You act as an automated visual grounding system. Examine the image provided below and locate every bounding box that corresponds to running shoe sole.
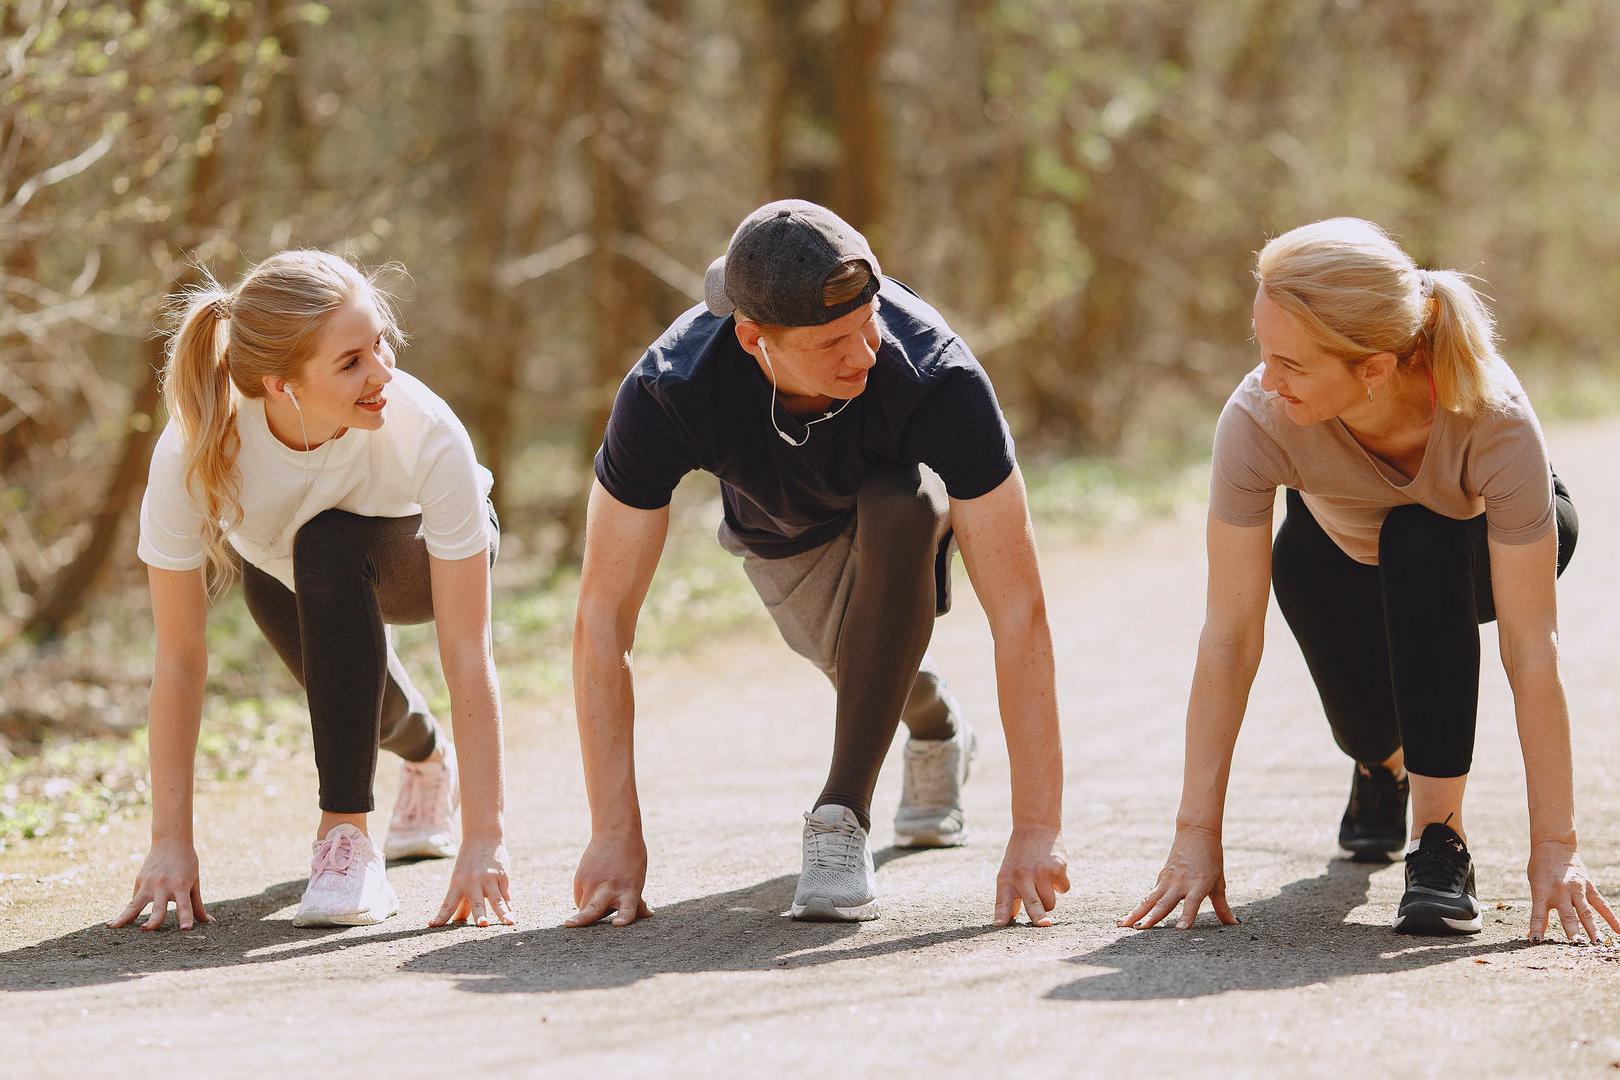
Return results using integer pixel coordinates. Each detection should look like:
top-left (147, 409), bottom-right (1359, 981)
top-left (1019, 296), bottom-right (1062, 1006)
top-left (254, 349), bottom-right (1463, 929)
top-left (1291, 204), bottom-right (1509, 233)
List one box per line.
top-left (292, 888), bottom-right (400, 928)
top-left (1393, 904), bottom-right (1482, 935)
top-left (790, 896), bottom-right (880, 922)
top-left (1338, 836), bottom-right (1403, 861)
top-left (383, 836), bottom-right (458, 861)
top-left (893, 826), bottom-right (970, 849)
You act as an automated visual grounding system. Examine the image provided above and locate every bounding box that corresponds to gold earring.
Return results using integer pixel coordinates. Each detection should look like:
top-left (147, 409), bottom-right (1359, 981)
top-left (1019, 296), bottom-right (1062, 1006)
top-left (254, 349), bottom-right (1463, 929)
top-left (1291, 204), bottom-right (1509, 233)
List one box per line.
top-left (1366, 384), bottom-right (1374, 402)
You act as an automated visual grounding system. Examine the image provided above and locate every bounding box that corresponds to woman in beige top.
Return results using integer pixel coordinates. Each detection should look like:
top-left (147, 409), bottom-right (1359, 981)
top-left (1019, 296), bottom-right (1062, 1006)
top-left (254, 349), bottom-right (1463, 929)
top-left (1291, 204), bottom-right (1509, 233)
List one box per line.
top-left (1121, 218), bottom-right (1615, 942)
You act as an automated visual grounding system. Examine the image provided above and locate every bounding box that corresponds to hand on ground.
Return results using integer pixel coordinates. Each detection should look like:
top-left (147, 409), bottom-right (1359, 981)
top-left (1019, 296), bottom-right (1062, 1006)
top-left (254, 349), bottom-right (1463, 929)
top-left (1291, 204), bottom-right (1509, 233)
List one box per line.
top-left (993, 824), bottom-right (1071, 927)
top-left (430, 836), bottom-right (515, 927)
top-left (1120, 823), bottom-right (1238, 931)
top-left (1527, 841), bottom-right (1619, 945)
top-left (108, 839), bottom-right (212, 931)
top-left (566, 830), bottom-right (654, 928)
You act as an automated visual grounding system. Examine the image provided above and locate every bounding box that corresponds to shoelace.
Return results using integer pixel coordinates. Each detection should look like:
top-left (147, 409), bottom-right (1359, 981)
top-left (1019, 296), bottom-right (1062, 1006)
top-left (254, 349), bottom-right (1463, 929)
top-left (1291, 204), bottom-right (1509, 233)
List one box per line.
top-left (1408, 833), bottom-right (1469, 893)
top-left (804, 816), bottom-right (863, 872)
top-left (394, 761), bottom-right (446, 830)
top-left (310, 832), bottom-right (359, 879)
top-left (903, 740), bottom-right (958, 809)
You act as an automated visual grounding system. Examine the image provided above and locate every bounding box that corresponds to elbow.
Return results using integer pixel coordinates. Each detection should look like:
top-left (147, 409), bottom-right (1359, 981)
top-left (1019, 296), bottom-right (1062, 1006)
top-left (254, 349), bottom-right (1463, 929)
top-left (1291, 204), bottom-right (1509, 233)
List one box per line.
top-left (1500, 630), bottom-right (1560, 687)
top-left (440, 639), bottom-right (494, 686)
top-left (574, 601), bottom-right (635, 662)
top-left (1198, 622), bottom-right (1264, 673)
top-left (153, 648), bottom-right (208, 688)
top-left (988, 592), bottom-right (1051, 646)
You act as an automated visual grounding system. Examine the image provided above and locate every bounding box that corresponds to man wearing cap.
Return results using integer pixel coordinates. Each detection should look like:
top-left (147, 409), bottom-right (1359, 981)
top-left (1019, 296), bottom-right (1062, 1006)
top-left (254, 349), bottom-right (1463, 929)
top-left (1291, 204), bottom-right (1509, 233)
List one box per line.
top-left (566, 200), bottom-right (1069, 926)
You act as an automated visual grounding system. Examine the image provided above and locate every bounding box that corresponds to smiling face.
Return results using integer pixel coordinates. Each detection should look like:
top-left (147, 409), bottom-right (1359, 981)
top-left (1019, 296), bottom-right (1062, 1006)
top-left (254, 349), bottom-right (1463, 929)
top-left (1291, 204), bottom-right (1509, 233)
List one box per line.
top-left (288, 293), bottom-right (396, 433)
top-left (1252, 287), bottom-right (1377, 425)
top-left (739, 298), bottom-right (881, 402)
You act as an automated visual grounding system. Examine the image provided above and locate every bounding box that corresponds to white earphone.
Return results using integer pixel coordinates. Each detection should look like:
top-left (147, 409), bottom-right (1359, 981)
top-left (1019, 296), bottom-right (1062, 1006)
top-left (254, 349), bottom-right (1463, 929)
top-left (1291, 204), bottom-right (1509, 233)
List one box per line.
top-left (758, 339), bottom-right (850, 448)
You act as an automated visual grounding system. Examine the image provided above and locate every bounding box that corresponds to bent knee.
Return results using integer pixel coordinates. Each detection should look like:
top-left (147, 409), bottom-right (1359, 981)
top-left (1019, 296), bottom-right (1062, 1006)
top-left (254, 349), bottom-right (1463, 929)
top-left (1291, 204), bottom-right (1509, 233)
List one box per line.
top-left (857, 468), bottom-right (946, 549)
top-left (292, 509), bottom-right (372, 584)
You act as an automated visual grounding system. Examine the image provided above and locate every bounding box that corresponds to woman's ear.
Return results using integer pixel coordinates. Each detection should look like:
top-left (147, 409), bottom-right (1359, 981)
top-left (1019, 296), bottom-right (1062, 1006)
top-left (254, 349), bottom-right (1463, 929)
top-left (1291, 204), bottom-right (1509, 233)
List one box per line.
top-left (1362, 351), bottom-right (1399, 392)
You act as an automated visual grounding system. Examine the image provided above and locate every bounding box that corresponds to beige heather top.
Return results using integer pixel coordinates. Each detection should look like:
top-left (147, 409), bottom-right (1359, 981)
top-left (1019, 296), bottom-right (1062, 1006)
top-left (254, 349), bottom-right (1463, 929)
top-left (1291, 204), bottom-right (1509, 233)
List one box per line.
top-left (1209, 365), bottom-right (1555, 564)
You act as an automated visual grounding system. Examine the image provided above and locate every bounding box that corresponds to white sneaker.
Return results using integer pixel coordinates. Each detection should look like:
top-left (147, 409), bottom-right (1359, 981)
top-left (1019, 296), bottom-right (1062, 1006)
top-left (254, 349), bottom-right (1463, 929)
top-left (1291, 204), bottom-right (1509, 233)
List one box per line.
top-left (384, 740), bottom-right (460, 860)
top-left (790, 804), bottom-right (879, 922)
top-left (292, 823), bottom-right (399, 927)
top-left (893, 721), bottom-right (976, 848)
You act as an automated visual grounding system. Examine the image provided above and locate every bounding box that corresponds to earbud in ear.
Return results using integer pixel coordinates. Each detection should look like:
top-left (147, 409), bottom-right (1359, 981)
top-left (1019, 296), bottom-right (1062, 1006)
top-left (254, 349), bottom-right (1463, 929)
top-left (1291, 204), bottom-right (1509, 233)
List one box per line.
top-left (286, 386), bottom-right (299, 406)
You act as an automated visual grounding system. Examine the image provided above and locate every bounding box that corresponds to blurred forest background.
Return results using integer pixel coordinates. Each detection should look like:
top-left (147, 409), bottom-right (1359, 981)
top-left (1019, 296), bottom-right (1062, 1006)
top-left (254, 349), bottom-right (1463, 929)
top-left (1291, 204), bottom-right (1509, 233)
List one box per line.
top-left (3, 0), bottom-right (1620, 796)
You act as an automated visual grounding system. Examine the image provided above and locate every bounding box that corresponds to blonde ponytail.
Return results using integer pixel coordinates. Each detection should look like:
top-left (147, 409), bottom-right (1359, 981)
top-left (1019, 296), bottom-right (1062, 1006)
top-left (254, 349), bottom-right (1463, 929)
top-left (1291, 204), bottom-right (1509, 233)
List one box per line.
top-left (1256, 218), bottom-right (1514, 416)
top-left (1423, 269), bottom-right (1513, 415)
top-left (162, 281), bottom-right (243, 598)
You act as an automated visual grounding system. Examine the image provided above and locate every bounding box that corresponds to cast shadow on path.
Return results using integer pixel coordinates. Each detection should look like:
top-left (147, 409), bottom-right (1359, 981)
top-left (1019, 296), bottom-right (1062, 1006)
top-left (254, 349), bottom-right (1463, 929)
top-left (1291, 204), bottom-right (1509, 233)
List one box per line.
top-left (1051, 856), bottom-right (1534, 1002)
top-left (398, 845), bottom-right (1000, 995)
top-left (0, 876), bottom-right (444, 993)
top-left (0, 848), bottom-right (992, 995)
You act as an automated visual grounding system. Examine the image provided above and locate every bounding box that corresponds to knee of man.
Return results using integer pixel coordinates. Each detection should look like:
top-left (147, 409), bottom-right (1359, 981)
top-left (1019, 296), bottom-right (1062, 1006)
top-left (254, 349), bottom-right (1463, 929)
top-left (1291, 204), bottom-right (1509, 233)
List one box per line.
top-left (1378, 503), bottom-right (1464, 568)
top-left (859, 470), bottom-right (946, 551)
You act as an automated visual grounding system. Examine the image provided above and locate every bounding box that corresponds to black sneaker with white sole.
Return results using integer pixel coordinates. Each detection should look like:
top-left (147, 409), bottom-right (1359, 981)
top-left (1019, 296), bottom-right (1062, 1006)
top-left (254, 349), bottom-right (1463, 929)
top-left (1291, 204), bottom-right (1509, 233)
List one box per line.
top-left (1394, 821), bottom-right (1482, 935)
top-left (1338, 763), bottom-right (1409, 860)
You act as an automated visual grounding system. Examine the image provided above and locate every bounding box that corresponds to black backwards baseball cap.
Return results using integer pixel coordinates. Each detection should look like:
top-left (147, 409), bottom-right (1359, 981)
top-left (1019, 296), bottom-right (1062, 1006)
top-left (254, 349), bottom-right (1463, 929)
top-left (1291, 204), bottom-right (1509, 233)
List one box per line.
top-left (704, 199), bottom-right (883, 327)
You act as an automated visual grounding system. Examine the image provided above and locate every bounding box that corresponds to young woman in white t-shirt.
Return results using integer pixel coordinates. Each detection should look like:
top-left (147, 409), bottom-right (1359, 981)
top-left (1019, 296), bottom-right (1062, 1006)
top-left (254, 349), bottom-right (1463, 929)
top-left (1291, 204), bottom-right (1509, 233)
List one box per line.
top-left (110, 250), bottom-right (514, 930)
top-left (1121, 219), bottom-right (1615, 943)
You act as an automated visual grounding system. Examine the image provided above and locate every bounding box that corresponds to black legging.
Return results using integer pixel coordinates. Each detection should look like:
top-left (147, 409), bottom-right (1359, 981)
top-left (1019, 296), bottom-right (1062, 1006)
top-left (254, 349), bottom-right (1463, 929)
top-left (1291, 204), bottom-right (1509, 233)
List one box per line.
top-left (1270, 478), bottom-right (1576, 778)
top-left (240, 506), bottom-right (498, 813)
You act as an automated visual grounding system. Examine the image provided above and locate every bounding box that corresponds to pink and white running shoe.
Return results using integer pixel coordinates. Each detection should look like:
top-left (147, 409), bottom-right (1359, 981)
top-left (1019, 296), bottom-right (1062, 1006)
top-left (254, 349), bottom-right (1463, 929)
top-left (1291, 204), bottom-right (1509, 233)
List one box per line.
top-left (384, 740), bottom-right (461, 861)
top-left (292, 823), bottom-right (399, 927)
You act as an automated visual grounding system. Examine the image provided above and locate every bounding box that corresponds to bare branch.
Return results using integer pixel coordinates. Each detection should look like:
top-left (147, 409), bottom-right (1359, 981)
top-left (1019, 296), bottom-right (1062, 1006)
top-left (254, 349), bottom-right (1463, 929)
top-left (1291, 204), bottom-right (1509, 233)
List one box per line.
top-left (611, 233), bottom-right (703, 302)
top-left (498, 233), bottom-right (594, 288)
top-left (0, 129), bottom-right (116, 225)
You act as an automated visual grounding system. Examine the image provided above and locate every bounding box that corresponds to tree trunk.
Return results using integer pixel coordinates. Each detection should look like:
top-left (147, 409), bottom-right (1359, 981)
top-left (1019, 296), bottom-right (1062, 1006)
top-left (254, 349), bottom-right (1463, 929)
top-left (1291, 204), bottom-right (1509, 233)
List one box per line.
top-left (833, 0), bottom-right (898, 238)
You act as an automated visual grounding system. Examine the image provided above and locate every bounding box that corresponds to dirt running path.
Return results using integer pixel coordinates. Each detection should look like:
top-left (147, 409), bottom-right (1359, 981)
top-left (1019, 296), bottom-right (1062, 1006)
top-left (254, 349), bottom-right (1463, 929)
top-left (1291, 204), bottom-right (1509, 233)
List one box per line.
top-left (4, 419), bottom-right (1618, 1078)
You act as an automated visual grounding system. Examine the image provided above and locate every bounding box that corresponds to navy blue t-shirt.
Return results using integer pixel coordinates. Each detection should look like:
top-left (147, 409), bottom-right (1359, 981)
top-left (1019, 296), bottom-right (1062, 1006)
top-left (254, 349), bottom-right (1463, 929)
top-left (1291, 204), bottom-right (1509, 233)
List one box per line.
top-left (593, 277), bottom-right (1016, 558)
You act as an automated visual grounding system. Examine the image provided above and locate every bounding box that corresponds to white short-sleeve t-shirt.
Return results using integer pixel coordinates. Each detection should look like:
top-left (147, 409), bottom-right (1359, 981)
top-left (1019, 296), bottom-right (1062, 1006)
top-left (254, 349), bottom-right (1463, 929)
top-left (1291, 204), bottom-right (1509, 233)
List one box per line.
top-left (138, 368), bottom-right (494, 591)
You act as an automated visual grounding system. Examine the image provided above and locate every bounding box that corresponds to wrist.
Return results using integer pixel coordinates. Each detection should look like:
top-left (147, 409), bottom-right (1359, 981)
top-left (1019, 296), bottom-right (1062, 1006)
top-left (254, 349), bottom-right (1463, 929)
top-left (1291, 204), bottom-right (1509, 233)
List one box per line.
top-left (1175, 817), bottom-right (1222, 838)
top-left (151, 816), bottom-right (194, 846)
top-left (460, 809), bottom-right (506, 840)
top-left (591, 821), bottom-right (647, 846)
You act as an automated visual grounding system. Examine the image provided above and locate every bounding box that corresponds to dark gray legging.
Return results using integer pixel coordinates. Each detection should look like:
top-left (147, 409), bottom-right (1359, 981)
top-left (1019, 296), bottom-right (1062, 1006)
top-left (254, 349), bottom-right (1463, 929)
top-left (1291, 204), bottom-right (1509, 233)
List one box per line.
top-left (240, 506), bottom-right (498, 814)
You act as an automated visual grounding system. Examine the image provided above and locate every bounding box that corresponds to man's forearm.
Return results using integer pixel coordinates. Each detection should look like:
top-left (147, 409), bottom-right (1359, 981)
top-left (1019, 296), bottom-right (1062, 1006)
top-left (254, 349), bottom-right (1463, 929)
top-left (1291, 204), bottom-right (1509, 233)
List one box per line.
top-left (573, 628), bottom-right (644, 834)
top-left (993, 618), bottom-right (1064, 828)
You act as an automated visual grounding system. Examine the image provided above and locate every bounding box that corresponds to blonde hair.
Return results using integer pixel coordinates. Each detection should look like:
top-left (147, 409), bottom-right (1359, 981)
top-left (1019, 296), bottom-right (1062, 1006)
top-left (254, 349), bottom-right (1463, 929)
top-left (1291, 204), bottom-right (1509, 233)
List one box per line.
top-left (1255, 218), bottom-right (1514, 416)
top-left (162, 250), bottom-right (403, 597)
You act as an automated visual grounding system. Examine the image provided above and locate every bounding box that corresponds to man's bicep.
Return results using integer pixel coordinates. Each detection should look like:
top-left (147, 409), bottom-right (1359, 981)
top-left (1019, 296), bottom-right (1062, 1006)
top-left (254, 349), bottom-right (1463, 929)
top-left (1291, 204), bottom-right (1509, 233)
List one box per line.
top-left (950, 468), bottom-right (1044, 622)
top-left (579, 480), bottom-right (672, 633)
